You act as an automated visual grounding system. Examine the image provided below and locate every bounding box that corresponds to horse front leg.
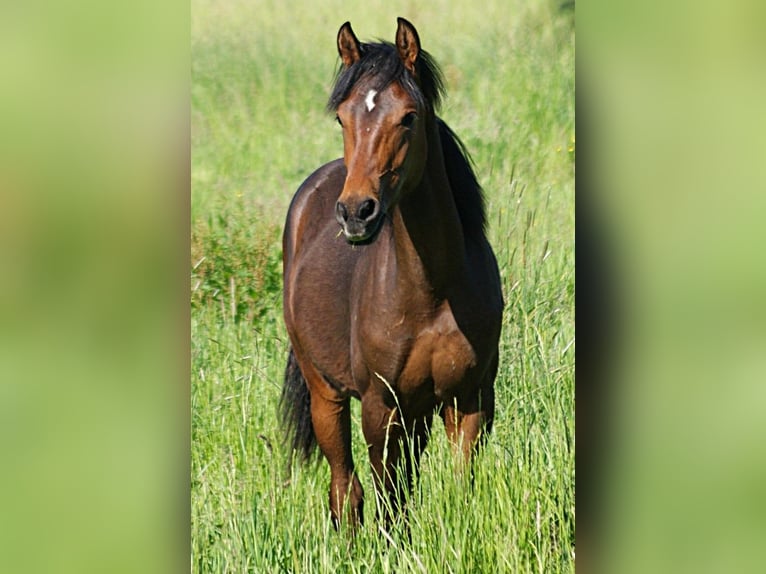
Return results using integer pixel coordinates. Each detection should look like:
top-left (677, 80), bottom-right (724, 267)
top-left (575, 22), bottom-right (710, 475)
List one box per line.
top-left (361, 391), bottom-right (405, 526)
top-left (305, 372), bottom-right (364, 529)
top-left (361, 391), bottom-right (432, 528)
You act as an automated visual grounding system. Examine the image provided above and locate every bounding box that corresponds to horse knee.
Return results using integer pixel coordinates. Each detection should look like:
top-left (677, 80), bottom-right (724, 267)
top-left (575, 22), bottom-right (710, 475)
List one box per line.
top-left (441, 386), bottom-right (494, 460)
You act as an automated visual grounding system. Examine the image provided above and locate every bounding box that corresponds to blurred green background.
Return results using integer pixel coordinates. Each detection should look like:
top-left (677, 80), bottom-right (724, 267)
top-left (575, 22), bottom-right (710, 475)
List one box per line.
top-left (580, 1), bottom-right (766, 572)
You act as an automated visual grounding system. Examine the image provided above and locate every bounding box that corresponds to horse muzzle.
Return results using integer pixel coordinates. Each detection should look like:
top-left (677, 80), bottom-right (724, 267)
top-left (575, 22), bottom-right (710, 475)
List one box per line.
top-left (335, 196), bottom-right (383, 243)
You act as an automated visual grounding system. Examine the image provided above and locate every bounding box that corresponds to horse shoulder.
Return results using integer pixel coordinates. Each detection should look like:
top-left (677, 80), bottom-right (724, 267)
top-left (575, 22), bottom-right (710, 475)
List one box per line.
top-left (284, 158), bottom-right (346, 261)
top-left (283, 158), bottom-right (365, 390)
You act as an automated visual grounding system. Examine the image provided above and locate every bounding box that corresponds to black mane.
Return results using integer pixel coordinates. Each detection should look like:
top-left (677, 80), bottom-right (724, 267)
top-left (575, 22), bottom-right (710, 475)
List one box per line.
top-left (327, 41), bottom-right (487, 237)
top-left (437, 119), bottom-right (487, 236)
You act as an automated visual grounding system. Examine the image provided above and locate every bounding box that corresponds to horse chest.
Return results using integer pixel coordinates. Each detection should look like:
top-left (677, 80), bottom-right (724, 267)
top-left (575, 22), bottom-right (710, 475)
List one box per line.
top-left (355, 303), bottom-right (478, 400)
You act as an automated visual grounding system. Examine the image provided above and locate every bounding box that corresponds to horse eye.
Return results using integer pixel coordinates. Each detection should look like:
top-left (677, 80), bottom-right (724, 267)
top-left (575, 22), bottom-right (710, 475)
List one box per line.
top-left (335, 115), bottom-right (343, 127)
top-left (401, 112), bottom-right (417, 128)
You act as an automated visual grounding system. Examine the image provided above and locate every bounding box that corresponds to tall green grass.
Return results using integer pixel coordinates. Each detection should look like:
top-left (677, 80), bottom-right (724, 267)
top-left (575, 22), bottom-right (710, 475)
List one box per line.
top-left (192, 0), bottom-right (574, 571)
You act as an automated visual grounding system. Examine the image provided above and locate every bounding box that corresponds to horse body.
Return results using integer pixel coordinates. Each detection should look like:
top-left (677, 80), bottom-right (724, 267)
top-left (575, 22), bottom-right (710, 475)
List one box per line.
top-left (281, 18), bottom-right (503, 528)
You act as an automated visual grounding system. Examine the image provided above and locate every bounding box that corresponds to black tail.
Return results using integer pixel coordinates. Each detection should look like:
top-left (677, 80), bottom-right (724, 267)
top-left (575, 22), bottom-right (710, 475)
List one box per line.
top-left (280, 347), bottom-right (317, 463)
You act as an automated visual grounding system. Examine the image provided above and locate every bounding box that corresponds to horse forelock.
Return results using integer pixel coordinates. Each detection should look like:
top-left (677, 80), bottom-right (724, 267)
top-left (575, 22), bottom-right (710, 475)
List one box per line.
top-left (327, 41), bottom-right (444, 114)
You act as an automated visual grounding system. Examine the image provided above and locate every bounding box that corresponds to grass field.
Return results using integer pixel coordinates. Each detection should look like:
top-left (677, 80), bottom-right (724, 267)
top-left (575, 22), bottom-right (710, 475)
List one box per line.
top-left (192, 0), bottom-right (574, 571)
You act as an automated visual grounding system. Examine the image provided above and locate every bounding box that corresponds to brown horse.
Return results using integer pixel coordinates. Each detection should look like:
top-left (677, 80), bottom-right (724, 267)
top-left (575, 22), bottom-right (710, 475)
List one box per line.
top-left (281, 17), bottom-right (503, 528)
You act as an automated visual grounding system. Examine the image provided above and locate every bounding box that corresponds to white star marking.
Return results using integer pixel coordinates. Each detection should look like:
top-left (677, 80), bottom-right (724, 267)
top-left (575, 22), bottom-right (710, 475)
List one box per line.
top-left (365, 89), bottom-right (378, 112)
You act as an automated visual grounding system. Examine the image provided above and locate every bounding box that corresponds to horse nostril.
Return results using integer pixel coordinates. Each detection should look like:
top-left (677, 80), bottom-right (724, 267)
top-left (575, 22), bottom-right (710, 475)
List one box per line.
top-left (357, 199), bottom-right (378, 222)
top-left (335, 201), bottom-right (349, 222)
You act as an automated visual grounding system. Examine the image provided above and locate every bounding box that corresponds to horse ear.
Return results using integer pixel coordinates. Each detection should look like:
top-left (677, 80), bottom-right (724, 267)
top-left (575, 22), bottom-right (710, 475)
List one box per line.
top-left (337, 21), bottom-right (362, 68)
top-left (395, 17), bottom-right (421, 74)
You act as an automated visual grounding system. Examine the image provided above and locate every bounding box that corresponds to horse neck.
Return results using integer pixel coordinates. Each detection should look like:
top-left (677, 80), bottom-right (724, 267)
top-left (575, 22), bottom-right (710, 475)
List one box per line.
top-left (389, 115), bottom-right (466, 298)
